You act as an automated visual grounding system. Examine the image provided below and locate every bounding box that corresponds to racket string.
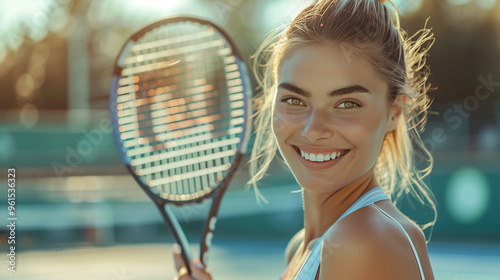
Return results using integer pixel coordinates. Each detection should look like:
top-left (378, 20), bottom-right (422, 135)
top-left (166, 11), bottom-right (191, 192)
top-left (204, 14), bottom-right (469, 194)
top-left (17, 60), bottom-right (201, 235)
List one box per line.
top-left (116, 21), bottom-right (247, 201)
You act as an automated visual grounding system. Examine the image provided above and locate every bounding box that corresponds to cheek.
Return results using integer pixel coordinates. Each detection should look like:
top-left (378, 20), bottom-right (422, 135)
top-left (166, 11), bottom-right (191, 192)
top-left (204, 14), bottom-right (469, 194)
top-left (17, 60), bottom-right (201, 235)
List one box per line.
top-left (339, 112), bottom-right (388, 148)
top-left (272, 108), bottom-right (304, 136)
top-left (272, 111), bottom-right (287, 135)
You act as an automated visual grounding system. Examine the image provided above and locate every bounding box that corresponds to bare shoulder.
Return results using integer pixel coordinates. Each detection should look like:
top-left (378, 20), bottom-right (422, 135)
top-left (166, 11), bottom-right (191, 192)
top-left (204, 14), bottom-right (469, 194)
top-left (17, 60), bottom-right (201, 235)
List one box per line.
top-left (319, 203), bottom-right (434, 280)
top-left (284, 228), bottom-right (305, 265)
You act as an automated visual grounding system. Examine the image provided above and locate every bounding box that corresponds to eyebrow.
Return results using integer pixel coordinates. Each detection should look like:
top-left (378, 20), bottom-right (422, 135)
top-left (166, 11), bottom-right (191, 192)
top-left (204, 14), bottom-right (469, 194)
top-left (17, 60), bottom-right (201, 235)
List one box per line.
top-left (278, 82), bottom-right (370, 98)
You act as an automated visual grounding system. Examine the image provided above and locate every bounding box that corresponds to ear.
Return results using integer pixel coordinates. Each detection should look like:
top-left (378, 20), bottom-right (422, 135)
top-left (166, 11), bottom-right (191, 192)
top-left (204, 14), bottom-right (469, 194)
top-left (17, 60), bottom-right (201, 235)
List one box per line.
top-left (387, 95), bottom-right (406, 133)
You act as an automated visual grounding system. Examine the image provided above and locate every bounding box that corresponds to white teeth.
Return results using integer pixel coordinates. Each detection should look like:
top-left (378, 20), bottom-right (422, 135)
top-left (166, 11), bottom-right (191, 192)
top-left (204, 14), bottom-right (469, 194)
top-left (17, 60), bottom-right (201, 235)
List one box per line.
top-left (317, 154), bottom-right (324, 162)
top-left (298, 149), bottom-right (348, 162)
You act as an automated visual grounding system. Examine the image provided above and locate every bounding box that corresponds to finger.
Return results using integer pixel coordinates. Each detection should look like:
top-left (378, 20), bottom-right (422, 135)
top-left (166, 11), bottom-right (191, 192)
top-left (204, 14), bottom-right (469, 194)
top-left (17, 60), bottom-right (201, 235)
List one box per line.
top-left (173, 244), bottom-right (186, 272)
top-left (190, 259), bottom-right (213, 280)
top-left (174, 267), bottom-right (192, 280)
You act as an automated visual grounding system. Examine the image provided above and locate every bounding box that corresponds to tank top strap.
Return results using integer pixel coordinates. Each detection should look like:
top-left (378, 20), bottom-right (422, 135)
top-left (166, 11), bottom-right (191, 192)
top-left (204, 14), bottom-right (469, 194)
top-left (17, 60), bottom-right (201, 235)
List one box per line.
top-left (337, 187), bottom-right (391, 223)
top-left (294, 187), bottom-right (390, 280)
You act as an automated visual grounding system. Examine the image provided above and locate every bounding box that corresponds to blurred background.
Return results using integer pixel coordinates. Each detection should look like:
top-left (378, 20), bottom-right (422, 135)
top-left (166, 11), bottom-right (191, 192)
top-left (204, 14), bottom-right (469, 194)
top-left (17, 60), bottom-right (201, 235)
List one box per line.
top-left (0, 0), bottom-right (499, 279)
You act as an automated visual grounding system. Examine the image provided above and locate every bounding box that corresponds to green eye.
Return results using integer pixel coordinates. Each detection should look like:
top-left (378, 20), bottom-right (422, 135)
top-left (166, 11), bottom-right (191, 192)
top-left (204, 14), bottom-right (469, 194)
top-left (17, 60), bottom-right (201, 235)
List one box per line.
top-left (337, 101), bottom-right (359, 109)
top-left (283, 97), bottom-right (304, 106)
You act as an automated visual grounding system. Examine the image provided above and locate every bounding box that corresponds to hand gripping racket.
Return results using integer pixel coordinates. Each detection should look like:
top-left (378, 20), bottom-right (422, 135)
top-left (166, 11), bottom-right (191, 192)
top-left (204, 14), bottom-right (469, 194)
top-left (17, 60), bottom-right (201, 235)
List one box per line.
top-left (109, 16), bottom-right (252, 275)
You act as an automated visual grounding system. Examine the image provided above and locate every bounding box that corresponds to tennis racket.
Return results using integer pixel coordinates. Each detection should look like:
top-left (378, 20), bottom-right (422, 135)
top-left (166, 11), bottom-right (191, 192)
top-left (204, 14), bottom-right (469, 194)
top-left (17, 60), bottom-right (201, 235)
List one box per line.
top-left (109, 16), bottom-right (252, 275)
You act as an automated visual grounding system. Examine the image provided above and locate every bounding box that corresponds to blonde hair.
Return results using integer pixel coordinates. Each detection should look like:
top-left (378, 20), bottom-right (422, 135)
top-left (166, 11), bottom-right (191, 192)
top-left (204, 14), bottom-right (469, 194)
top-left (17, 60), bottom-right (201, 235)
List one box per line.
top-left (247, 0), bottom-right (437, 236)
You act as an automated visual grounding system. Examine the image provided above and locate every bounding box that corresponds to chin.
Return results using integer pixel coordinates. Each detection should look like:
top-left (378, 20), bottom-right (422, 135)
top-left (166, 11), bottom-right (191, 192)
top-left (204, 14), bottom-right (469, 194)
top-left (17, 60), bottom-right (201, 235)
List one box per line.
top-left (292, 173), bottom-right (343, 193)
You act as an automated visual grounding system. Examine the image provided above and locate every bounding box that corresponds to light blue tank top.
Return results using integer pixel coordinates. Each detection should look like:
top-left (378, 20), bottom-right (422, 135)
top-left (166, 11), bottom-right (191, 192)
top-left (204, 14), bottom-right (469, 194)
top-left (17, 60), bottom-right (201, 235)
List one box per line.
top-left (293, 187), bottom-right (425, 280)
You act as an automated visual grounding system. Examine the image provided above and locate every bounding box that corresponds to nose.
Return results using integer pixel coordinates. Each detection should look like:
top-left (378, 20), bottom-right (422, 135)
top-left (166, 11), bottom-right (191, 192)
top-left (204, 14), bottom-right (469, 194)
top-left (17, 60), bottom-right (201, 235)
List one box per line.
top-left (301, 108), bottom-right (333, 142)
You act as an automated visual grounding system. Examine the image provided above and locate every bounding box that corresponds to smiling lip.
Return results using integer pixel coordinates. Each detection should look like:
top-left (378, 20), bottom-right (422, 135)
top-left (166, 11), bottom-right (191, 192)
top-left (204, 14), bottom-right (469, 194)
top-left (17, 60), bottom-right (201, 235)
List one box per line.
top-left (293, 145), bottom-right (347, 155)
top-left (292, 145), bottom-right (350, 170)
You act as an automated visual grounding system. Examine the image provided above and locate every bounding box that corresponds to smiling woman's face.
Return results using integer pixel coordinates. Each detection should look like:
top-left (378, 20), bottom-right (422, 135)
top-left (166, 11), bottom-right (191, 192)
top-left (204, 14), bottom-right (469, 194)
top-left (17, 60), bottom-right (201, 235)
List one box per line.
top-left (273, 42), bottom-right (401, 193)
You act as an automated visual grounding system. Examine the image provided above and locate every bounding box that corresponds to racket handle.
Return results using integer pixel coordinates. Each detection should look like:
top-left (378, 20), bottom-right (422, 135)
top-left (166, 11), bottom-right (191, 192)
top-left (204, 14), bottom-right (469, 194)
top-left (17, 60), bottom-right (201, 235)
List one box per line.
top-left (163, 205), bottom-right (194, 275)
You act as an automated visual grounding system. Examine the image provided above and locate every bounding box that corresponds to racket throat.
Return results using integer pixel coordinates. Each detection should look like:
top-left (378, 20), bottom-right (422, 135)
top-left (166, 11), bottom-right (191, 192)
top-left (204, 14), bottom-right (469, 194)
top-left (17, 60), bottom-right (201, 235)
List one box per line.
top-left (162, 204), bottom-right (194, 270)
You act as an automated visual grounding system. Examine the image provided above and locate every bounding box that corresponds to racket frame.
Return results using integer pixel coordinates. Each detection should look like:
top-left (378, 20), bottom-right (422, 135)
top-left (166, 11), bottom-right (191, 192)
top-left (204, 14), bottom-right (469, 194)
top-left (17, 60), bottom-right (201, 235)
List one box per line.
top-left (109, 15), bottom-right (253, 275)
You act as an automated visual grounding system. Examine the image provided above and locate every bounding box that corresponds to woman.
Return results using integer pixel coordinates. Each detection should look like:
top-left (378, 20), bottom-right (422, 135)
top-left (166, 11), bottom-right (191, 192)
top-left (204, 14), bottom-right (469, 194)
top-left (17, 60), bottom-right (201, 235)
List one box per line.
top-left (174, 0), bottom-right (437, 279)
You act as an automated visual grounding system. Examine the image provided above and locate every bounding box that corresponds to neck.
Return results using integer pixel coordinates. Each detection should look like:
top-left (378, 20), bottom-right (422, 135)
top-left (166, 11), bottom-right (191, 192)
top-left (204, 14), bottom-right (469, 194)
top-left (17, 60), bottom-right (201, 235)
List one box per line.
top-left (302, 169), bottom-right (379, 248)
